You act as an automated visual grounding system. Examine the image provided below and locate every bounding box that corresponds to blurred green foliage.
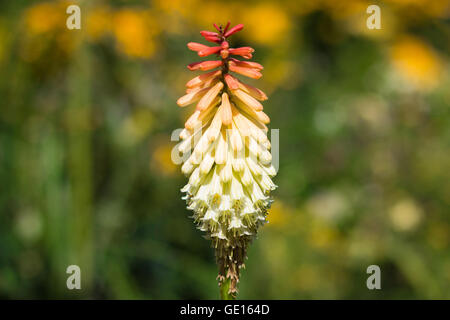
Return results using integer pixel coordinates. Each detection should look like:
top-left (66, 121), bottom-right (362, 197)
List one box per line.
top-left (0, 0), bottom-right (449, 299)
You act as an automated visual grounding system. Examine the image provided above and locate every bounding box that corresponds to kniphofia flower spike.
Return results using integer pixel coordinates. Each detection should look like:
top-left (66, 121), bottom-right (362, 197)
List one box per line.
top-left (176, 23), bottom-right (277, 298)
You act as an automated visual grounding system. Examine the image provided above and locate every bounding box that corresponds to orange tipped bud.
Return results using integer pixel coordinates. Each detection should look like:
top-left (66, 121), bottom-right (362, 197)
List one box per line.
top-left (232, 89), bottom-right (263, 111)
top-left (186, 70), bottom-right (221, 88)
top-left (198, 46), bottom-right (222, 57)
top-left (188, 60), bottom-right (222, 71)
top-left (229, 47), bottom-right (254, 59)
top-left (230, 58), bottom-right (263, 70)
top-left (238, 81), bottom-right (268, 101)
top-left (207, 110), bottom-right (222, 142)
top-left (229, 63), bottom-right (262, 79)
top-left (224, 74), bottom-right (240, 90)
top-left (187, 42), bottom-right (210, 52)
top-left (196, 81), bottom-right (224, 111)
top-left (220, 93), bottom-right (232, 126)
top-left (177, 87), bottom-right (211, 107)
top-left (185, 110), bottom-right (200, 130)
top-left (256, 111), bottom-right (270, 124)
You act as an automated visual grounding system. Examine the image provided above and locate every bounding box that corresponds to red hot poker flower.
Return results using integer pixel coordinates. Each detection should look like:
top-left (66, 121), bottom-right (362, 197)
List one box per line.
top-left (177, 23), bottom-right (275, 299)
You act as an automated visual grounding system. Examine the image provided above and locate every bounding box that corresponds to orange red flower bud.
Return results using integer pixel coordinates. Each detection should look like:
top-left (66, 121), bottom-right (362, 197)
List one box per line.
top-left (198, 46), bottom-right (222, 57)
top-left (200, 31), bottom-right (221, 43)
top-left (230, 58), bottom-right (263, 70)
top-left (224, 74), bottom-right (240, 90)
top-left (223, 22), bottom-right (231, 34)
top-left (229, 63), bottom-right (262, 79)
top-left (187, 42), bottom-right (210, 52)
top-left (186, 70), bottom-right (221, 88)
top-left (229, 47), bottom-right (255, 59)
top-left (188, 60), bottom-right (222, 71)
top-left (224, 24), bottom-right (244, 38)
top-left (200, 31), bottom-right (219, 37)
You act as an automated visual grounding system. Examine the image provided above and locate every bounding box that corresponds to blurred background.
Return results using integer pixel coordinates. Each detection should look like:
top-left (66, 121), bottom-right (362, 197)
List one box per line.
top-left (0, 0), bottom-right (449, 299)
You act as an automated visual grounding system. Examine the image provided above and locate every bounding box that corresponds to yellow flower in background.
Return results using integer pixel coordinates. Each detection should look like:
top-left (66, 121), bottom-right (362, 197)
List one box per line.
top-left (389, 198), bottom-right (423, 232)
top-left (86, 6), bottom-right (112, 40)
top-left (113, 9), bottom-right (159, 58)
top-left (390, 35), bottom-right (443, 91)
top-left (22, 1), bottom-right (80, 60)
top-left (25, 2), bottom-right (65, 35)
top-left (153, 0), bottom-right (200, 17)
top-left (242, 3), bottom-right (290, 45)
top-left (194, 2), bottom-right (236, 29)
top-left (153, 0), bottom-right (204, 34)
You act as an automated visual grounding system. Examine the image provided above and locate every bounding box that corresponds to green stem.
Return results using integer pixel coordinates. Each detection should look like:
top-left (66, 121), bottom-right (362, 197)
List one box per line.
top-left (220, 278), bottom-right (235, 300)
